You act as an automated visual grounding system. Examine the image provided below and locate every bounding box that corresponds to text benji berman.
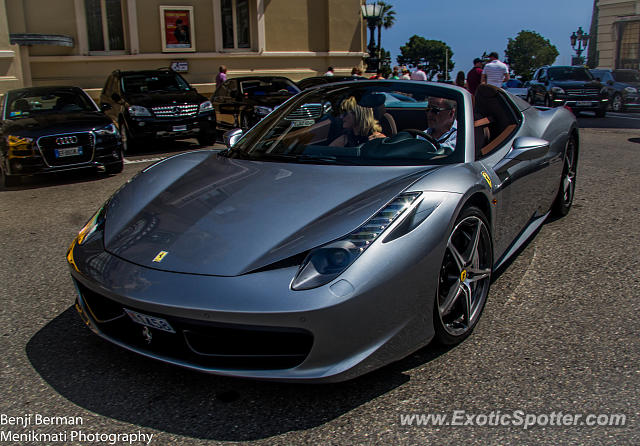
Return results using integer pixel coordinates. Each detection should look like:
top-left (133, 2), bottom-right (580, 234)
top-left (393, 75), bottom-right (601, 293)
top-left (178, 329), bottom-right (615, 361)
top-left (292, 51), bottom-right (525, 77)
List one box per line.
top-left (1, 414), bottom-right (83, 428)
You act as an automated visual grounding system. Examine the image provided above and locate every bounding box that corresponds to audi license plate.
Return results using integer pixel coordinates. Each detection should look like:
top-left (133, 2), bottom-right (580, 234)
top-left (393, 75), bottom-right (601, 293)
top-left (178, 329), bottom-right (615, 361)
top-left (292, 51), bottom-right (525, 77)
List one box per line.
top-left (576, 101), bottom-right (593, 107)
top-left (173, 125), bottom-right (187, 132)
top-left (55, 146), bottom-right (82, 158)
top-left (125, 308), bottom-right (176, 333)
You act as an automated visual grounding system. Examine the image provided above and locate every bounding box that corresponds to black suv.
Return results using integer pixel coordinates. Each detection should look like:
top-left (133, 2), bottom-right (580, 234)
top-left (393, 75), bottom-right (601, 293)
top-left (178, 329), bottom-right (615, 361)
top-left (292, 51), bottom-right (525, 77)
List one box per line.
top-left (590, 68), bottom-right (640, 112)
top-left (528, 66), bottom-right (607, 117)
top-left (100, 69), bottom-right (216, 152)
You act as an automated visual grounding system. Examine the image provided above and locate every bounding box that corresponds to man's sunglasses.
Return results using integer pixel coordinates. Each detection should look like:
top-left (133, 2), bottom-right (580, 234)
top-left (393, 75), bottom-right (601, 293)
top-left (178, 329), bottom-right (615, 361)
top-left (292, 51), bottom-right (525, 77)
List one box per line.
top-left (426, 106), bottom-right (453, 115)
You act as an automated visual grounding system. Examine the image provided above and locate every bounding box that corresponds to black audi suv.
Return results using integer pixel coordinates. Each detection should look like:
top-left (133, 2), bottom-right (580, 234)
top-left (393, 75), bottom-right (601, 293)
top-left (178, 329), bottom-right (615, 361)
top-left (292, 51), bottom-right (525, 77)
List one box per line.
top-left (527, 65), bottom-right (608, 117)
top-left (0, 86), bottom-right (123, 187)
top-left (100, 69), bottom-right (216, 152)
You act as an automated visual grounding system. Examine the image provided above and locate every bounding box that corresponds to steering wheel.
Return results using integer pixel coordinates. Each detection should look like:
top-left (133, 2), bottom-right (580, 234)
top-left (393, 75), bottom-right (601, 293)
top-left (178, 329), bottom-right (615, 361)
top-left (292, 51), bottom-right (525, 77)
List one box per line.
top-left (402, 128), bottom-right (441, 152)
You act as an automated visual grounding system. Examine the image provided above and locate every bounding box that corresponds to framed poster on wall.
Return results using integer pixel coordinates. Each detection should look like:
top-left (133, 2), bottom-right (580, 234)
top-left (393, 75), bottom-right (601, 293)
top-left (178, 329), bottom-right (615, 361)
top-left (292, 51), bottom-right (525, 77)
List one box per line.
top-left (160, 6), bottom-right (195, 52)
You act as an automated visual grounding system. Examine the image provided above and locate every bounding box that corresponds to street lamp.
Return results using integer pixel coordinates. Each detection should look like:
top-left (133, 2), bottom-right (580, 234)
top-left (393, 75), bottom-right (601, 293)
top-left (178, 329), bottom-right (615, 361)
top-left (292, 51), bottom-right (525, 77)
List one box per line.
top-left (570, 26), bottom-right (590, 65)
top-left (361, 2), bottom-right (384, 73)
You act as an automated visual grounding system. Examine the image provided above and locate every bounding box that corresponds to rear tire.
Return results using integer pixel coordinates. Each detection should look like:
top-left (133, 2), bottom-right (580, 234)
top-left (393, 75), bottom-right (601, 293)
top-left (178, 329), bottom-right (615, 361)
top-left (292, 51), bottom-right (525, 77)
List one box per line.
top-left (433, 206), bottom-right (492, 345)
top-left (552, 136), bottom-right (578, 217)
top-left (611, 94), bottom-right (623, 113)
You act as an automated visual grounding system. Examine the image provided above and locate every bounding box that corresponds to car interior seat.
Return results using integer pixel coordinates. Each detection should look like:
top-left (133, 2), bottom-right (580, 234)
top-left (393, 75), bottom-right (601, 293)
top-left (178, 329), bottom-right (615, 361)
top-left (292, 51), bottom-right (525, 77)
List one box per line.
top-left (14, 98), bottom-right (31, 113)
top-left (474, 84), bottom-right (518, 157)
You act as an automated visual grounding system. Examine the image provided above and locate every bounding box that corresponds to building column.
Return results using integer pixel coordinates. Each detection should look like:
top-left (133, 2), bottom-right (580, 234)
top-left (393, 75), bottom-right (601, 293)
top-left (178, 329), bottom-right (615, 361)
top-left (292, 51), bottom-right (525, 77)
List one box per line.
top-left (257, 0), bottom-right (265, 53)
top-left (0, 0), bottom-right (24, 92)
top-left (127, 0), bottom-right (139, 54)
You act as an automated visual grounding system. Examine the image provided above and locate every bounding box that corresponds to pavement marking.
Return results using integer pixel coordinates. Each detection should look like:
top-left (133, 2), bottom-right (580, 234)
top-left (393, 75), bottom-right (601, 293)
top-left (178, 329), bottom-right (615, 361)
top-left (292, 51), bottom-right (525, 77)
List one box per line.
top-left (606, 113), bottom-right (640, 121)
top-left (124, 157), bottom-right (165, 164)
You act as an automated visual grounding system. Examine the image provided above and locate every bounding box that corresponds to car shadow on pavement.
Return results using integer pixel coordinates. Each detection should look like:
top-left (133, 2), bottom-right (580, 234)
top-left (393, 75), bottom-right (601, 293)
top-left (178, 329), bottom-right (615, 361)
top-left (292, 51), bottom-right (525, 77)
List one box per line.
top-left (26, 307), bottom-right (451, 441)
top-left (0, 168), bottom-right (118, 192)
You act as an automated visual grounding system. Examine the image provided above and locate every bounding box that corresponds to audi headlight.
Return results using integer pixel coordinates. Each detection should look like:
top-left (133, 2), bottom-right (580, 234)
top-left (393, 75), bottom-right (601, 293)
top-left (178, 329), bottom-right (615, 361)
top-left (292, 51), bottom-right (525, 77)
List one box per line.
top-left (551, 87), bottom-right (565, 95)
top-left (624, 86), bottom-right (637, 94)
top-left (199, 101), bottom-right (214, 113)
top-left (127, 105), bottom-right (151, 117)
top-left (291, 192), bottom-right (422, 290)
top-left (76, 206), bottom-right (107, 245)
top-left (254, 105), bottom-right (273, 116)
top-left (6, 135), bottom-right (34, 156)
top-left (94, 123), bottom-right (119, 136)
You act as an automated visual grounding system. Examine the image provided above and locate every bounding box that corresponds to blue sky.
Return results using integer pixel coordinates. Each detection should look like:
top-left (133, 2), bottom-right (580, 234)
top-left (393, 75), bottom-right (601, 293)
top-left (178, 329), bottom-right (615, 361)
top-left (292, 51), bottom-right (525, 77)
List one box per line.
top-left (380, 0), bottom-right (594, 75)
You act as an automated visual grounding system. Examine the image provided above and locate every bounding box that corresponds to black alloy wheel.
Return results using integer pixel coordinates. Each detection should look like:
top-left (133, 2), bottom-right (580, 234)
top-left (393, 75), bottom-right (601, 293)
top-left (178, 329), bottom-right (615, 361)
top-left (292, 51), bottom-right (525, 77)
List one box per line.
top-left (105, 150), bottom-right (124, 175)
top-left (552, 136), bottom-right (578, 216)
top-left (434, 206), bottom-right (492, 345)
top-left (119, 118), bottom-right (134, 154)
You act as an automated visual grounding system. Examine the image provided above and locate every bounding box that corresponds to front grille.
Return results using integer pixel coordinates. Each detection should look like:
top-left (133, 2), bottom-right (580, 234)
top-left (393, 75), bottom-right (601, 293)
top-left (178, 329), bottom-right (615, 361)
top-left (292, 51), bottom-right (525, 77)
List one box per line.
top-left (152, 104), bottom-right (198, 118)
top-left (286, 103), bottom-right (323, 120)
top-left (37, 132), bottom-right (94, 166)
top-left (565, 88), bottom-right (600, 97)
top-left (76, 281), bottom-right (313, 370)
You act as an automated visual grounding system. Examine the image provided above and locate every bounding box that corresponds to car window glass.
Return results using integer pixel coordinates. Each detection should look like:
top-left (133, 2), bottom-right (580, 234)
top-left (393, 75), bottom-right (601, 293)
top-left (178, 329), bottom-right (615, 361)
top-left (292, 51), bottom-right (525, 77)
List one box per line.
top-left (6, 89), bottom-right (97, 118)
top-left (548, 67), bottom-right (592, 81)
top-left (613, 70), bottom-right (640, 83)
top-left (122, 72), bottom-right (191, 94)
top-left (225, 83), bottom-right (465, 166)
top-left (239, 79), bottom-right (301, 97)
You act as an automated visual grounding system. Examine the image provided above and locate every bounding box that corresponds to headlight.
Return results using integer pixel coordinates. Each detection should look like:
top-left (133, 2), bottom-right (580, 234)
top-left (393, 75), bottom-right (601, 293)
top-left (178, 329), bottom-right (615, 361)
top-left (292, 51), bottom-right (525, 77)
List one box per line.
top-left (6, 135), bottom-right (34, 156)
top-left (624, 86), bottom-right (637, 94)
top-left (199, 101), bottom-right (214, 113)
top-left (77, 205), bottom-right (106, 245)
top-left (127, 105), bottom-right (151, 117)
top-left (291, 192), bottom-right (422, 290)
top-left (254, 105), bottom-right (273, 116)
top-left (93, 123), bottom-right (119, 136)
top-left (551, 87), bottom-right (565, 95)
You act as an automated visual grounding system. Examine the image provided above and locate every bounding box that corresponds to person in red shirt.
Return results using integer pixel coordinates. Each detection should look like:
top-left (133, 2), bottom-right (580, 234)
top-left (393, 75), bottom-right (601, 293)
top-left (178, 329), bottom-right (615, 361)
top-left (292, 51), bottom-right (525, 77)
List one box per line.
top-left (466, 58), bottom-right (483, 95)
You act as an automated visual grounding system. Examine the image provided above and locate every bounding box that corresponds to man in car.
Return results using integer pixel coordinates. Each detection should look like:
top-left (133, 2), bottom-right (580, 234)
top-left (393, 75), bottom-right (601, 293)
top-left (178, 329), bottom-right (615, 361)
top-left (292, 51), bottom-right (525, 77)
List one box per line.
top-left (422, 97), bottom-right (457, 153)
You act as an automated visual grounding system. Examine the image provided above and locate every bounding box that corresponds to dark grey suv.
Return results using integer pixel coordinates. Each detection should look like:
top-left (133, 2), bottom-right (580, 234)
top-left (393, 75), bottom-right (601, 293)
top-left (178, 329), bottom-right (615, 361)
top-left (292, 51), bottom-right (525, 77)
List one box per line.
top-left (590, 69), bottom-right (640, 112)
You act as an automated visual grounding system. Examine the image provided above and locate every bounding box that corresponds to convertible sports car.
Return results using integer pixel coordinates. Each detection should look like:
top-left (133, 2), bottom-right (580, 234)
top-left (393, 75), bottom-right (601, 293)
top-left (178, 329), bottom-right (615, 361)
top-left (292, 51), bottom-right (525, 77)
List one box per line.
top-left (67, 80), bottom-right (578, 382)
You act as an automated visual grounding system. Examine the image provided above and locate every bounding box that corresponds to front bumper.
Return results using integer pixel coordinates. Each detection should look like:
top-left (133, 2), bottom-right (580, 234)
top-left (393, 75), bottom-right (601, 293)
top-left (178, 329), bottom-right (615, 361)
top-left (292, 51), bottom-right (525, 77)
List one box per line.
top-left (552, 97), bottom-right (608, 111)
top-left (66, 196), bottom-right (458, 382)
top-left (127, 113), bottom-right (215, 140)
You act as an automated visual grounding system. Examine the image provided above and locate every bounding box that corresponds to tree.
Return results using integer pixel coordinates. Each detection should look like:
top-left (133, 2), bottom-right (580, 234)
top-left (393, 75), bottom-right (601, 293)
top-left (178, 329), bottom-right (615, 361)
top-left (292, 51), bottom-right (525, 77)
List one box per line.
top-left (379, 47), bottom-right (392, 78)
top-left (376, 1), bottom-right (396, 59)
top-left (397, 35), bottom-right (454, 80)
top-left (505, 30), bottom-right (559, 80)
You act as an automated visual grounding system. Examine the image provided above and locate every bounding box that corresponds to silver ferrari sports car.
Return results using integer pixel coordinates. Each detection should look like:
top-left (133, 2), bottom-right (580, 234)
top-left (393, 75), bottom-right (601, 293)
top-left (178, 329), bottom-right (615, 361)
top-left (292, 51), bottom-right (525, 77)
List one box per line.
top-left (67, 81), bottom-right (578, 382)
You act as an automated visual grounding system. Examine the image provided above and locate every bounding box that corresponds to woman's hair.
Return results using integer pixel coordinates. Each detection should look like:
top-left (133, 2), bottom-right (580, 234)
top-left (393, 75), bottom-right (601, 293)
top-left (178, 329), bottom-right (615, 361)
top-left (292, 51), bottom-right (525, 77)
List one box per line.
top-left (340, 96), bottom-right (381, 136)
top-left (455, 71), bottom-right (465, 86)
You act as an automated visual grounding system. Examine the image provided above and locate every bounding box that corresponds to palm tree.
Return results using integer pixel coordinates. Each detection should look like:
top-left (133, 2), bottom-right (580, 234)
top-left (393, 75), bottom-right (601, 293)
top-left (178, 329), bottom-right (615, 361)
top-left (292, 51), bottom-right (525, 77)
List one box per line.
top-left (376, 1), bottom-right (396, 60)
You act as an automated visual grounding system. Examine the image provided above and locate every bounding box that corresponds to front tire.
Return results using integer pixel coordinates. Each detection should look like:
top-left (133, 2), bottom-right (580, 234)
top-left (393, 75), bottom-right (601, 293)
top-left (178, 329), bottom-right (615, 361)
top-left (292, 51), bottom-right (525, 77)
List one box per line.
top-left (552, 135), bottom-right (578, 217)
top-left (119, 118), bottom-right (135, 154)
top-left (434, 206), bottom-right (493, 345)
top-left (611, 94), bottom-right (623, 113)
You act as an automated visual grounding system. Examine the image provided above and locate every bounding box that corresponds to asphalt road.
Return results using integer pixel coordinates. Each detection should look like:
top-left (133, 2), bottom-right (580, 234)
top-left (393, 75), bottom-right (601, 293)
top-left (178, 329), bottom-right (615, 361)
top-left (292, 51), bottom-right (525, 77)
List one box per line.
top-left (0, 115), bottom-right (638, 445)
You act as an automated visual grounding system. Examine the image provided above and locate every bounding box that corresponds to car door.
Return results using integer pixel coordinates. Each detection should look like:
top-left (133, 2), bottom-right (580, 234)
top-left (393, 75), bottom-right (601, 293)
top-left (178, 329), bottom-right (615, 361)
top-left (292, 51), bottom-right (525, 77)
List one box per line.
top-left (535, 68), bottom-right (549, 104)
top-left (212, 79), bottom-right (239, 130)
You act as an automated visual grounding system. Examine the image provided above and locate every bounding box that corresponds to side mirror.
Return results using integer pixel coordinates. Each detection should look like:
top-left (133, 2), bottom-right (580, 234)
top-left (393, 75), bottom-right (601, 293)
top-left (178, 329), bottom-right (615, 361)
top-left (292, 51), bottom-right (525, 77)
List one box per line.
top-left (111, 93), bottom-right (121, 102)
top-left (223, 128), bottom-right (243, 148)
top-left (607, 80), bottom-right (614, 86)
top-left (100, 103), bottom-right (112, 111)
top-left (507, 136), bottom-right (549, 161)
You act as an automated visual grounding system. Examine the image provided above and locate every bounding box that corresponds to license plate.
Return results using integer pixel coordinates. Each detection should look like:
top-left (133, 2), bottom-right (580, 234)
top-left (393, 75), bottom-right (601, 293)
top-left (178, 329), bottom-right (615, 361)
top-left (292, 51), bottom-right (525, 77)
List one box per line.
top-left (125, 308), bottom-right (175, 333)
top-left (55, 146), bottom-right (82, 158)
top-left (576, 101), bottom-right (592, 107)
top-left (173, 125), bottom-right (187, 132)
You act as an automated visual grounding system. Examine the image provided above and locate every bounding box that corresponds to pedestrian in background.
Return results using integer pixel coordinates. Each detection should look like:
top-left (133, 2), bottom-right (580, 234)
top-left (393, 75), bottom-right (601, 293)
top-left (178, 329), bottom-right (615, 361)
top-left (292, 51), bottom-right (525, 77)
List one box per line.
top-left (351, 67), bottom-right (363, 77)
top-left (324, 66), bottom-right (335, 76)
top-left (455, 71), bottom-right (466, 88)
top-left (215, 65), bottom-right (227, 89)
top-left (410, 64), bottom-right (427, 81)
top-left (401, 68), bottom-right (411, 80)
top-left (389, 66), bottom-right (400, 79)
top-left (466, 58), bottom-right (483, 95)
top-left (481, 52), bottom-right (509, 88)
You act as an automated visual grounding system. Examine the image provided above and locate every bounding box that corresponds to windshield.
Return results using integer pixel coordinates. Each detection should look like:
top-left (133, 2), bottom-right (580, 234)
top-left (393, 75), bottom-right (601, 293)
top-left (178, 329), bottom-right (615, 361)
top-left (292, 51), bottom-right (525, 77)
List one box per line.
top-left (122, 72), bottom-right (191, 94)
top-left (222, 82), bottom-right (465, 166)
top-left (548, 67), bottom-right (593, 81)
top-left (613, 70), bottom-right (640, 83)
top-left (5, 89), bottom-right (97, 119)
top-left (239, 79), bottom-right (300, 97)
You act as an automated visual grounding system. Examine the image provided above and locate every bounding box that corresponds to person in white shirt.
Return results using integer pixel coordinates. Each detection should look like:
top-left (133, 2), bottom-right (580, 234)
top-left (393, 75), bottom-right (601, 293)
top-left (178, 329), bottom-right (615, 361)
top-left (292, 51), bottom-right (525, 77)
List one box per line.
top-left (421, 97), bottom-right (457, 153)
top-left (410, 65), bottom-right (427, 81)
top-left (324, 66), bottom-right (334, 76)
top-left (481, 52), bottom-right (510, 88)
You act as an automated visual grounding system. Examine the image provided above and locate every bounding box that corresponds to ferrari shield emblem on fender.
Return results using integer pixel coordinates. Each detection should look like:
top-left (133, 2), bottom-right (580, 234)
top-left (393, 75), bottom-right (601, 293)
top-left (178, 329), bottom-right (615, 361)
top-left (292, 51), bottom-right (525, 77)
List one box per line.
top-left (481, 171), bottom-right (492, 188)
top-left (153, 251), bottom-right (168, 263)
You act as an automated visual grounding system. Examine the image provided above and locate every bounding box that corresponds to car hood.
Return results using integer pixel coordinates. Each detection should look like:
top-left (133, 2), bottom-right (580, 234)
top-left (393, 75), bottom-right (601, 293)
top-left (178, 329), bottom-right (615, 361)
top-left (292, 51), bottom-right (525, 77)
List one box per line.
top-left (103, 151), bottom-right (438, 276)
top-left (550, 80), bottom-right (601, 89)
top-left (125, 91), bottom-right (206, 108)
top-left (2, 112), bottom-right (112, 137)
